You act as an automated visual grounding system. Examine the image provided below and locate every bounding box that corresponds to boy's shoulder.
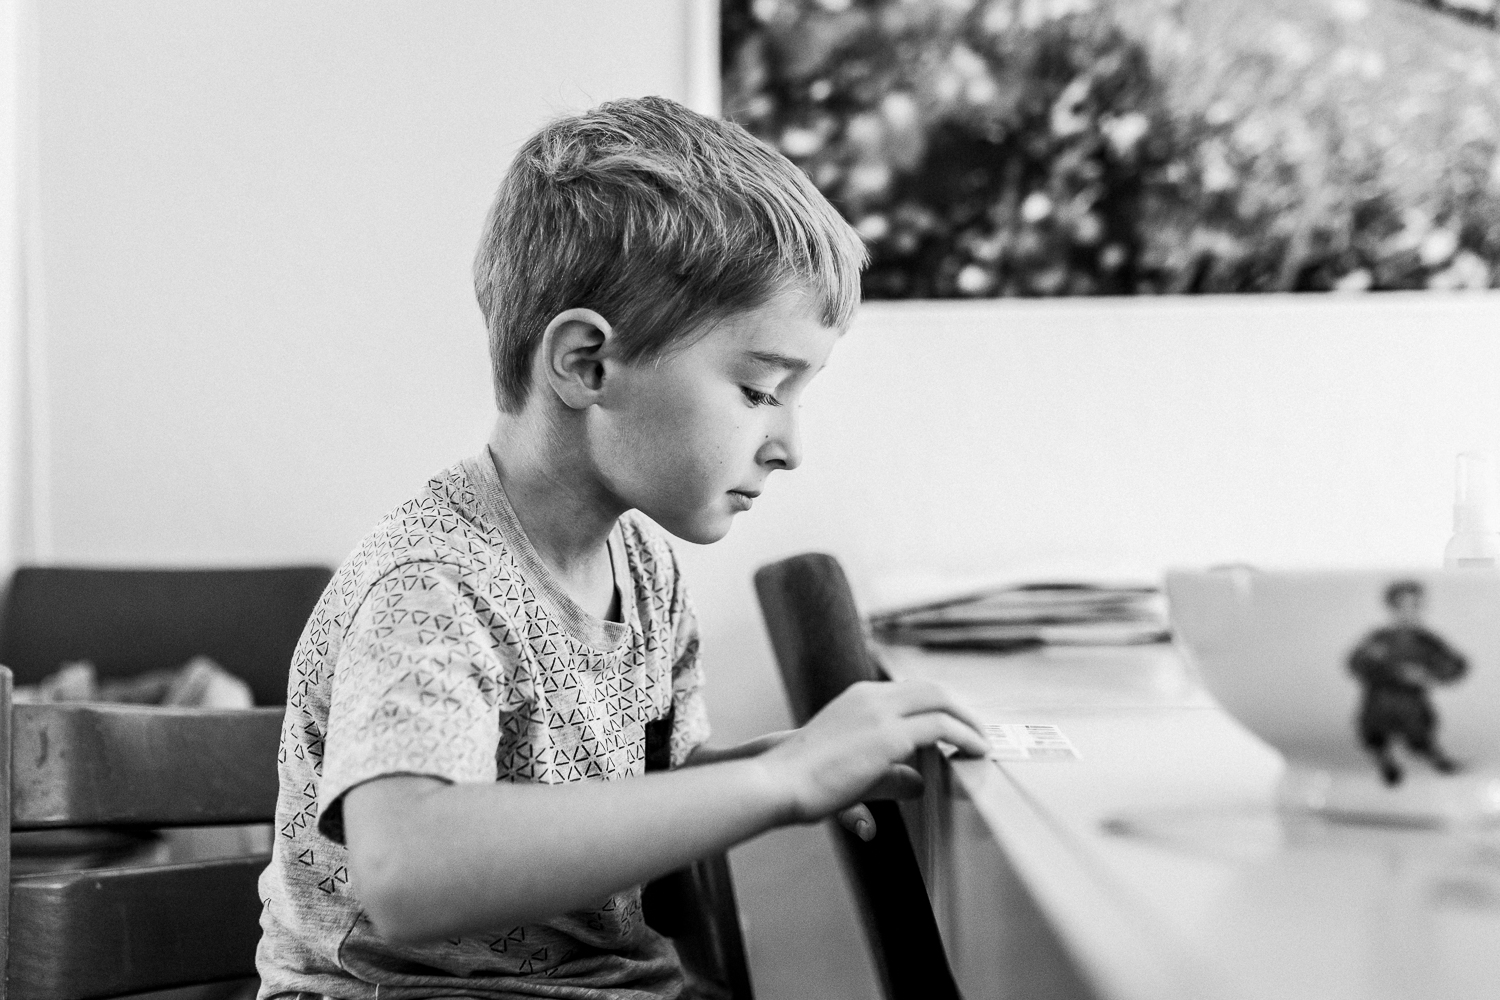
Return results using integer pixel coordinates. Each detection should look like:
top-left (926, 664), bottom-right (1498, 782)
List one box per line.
top-left (372, 459), bottom-right (486, 557)
top-left (328, 456), bottom-right (496, 602)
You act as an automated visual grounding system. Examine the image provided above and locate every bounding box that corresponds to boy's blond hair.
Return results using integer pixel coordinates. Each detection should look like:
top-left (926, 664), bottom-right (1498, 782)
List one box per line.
top-left (474, 96), bottom-right (867, 412)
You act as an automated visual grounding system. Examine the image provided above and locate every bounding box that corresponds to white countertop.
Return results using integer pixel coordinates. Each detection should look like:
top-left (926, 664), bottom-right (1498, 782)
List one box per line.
top-left (880, 642), bottom-right (1500, 1000)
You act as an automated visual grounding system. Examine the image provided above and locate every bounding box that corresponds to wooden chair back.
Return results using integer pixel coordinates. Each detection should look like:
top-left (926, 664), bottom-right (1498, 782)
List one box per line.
top-left (754, 552), bottom-right (962, 1000)
top-left (0, 566), bottom-right (332, 707)
top-left (0, 666), bottom-right (283, 999)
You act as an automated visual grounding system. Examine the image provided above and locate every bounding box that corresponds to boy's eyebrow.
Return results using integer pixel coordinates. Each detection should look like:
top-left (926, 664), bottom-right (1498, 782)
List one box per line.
top-left (742, 350), bottom-right (811, 374)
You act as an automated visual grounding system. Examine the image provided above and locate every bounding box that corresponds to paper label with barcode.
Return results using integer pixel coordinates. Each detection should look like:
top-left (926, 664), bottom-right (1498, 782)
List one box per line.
top-left (985, 723), bottom-right (1080, 762)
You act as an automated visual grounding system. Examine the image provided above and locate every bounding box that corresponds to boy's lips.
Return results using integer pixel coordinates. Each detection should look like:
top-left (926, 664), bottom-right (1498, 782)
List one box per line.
top-left (728, 489), bottom-right (759, 511)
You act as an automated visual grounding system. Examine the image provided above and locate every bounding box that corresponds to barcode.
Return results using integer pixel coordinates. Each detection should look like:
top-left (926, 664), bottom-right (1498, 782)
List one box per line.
top-left (983, 723), bottom-right (1080, 762)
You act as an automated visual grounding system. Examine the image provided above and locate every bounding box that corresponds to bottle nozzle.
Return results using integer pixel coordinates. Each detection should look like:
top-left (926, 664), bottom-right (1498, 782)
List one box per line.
top-left (1454, 451), bottom-right (1498, 533)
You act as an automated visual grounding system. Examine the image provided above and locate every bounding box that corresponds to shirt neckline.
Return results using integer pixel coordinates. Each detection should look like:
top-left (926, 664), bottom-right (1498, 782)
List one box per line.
top-left (462, 447), bottom-right (634, 653)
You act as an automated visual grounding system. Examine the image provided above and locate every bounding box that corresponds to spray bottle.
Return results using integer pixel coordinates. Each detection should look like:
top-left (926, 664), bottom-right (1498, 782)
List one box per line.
top-left (1444, 452), bottom-right (1500, 569)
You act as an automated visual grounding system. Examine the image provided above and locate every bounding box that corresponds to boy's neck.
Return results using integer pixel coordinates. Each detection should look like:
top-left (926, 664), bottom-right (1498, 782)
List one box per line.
top-left (485, 411), bottom-right (622, 617)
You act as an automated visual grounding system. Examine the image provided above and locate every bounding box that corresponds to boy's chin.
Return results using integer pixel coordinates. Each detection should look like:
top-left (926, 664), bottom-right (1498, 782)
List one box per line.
top-left (650, 510), bottom-right (737, 546)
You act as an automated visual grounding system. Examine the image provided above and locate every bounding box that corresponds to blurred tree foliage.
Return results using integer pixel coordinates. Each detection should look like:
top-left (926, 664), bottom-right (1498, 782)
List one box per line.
top-left (722, 0), bottom-right (1500, 297)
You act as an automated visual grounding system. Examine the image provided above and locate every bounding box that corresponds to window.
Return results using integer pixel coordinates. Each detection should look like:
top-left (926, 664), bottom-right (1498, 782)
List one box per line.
top-left (722, 0), bottom-right (1500, 297)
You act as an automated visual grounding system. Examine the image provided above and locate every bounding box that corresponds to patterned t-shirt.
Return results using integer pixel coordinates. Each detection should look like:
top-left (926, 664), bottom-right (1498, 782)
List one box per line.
top-left (256, 448), bottom-right (711, 999)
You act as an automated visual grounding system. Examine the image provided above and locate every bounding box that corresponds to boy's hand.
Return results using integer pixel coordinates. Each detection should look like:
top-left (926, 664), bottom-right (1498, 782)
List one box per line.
top-left (690, 727), bottom-right (924, 840)
top-left (760, 679), bottom-right (989, 827)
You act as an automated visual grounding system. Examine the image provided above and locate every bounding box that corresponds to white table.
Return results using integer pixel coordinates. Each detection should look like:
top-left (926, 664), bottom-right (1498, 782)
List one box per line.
top-left (881, 643), bottom-right (1500, 1000)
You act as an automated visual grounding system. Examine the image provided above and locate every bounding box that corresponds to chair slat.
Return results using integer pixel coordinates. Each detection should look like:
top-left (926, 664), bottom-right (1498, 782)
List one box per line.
top-left (753, 553), bottom-right (880, 725)
top-left (754, 553), bottom-right (962, 1000)
top-left (8, 854), bottom-right (268, 1000)
top-left (11, 704), bottom-right (283, 829)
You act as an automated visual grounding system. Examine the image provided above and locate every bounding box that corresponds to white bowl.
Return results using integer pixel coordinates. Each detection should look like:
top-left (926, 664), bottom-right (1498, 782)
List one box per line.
top-left (1166, 568), bottom-right (1500, 825)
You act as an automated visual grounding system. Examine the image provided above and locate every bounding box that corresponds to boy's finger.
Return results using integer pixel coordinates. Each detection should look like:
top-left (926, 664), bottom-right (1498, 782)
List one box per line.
top-left (901, 712), bottom-right (990, 758)
top-left (836, 803), bottom-right (876, 841)
top-left (880, 680), bottom-right (987, 733)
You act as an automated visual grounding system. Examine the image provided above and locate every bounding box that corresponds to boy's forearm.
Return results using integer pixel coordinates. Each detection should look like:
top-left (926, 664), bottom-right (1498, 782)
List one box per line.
top-left (683, 729), bottom-right (791, 766)
top-left (345, 757), bottom-right (792, 944)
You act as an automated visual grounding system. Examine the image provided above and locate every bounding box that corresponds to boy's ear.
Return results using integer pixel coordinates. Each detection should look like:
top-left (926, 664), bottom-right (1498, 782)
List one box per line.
top-left (539, 308), bottom-right (614, 410)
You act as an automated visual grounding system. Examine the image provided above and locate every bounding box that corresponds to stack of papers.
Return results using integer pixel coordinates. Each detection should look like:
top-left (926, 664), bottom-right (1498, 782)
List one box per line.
top-left (869, 581), bottom-right (1170, 651)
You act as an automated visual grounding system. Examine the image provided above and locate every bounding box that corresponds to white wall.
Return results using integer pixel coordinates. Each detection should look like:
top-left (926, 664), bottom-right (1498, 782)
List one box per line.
top-left (0, 0), bottom-right (27, 573)
top-left (33, 0), bottom-right (701, 565)
top-left (28, 3), bottom-right (1500, 998)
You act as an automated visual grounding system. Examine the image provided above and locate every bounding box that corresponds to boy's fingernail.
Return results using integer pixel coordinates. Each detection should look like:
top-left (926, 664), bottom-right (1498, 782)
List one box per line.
top-left (856, 819), bottom-right (872, 840)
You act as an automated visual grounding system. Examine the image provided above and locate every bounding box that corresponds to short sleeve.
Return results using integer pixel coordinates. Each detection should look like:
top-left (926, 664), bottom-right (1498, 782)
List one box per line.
top-left (668, 581), bottom-right (711, 767)
top-left (317, 561), bottom-right (513, 842)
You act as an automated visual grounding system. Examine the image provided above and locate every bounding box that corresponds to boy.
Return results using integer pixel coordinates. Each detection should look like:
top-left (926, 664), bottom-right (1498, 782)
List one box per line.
top-left (256, 96), bottom-right (987, 998)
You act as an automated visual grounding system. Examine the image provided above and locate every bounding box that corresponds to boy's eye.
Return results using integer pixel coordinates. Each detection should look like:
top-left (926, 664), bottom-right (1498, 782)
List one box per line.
top-left (740, 386), bottom-right (782, 407)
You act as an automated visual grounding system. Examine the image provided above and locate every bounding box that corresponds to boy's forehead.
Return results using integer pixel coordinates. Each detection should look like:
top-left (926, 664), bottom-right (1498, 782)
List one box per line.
top-left (720, 292), bottom-right (834, 346)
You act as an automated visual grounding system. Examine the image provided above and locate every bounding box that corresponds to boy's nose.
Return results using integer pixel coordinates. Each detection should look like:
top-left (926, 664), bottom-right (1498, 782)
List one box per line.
top-left (759, 411), bottom-right (803, 471)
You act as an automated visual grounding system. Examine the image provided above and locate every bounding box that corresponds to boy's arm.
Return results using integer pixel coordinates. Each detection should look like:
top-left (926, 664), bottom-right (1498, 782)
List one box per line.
top-left (343, 678), bottom-right (987, 944)
top-left (682, 732), bottom-right (789, 765)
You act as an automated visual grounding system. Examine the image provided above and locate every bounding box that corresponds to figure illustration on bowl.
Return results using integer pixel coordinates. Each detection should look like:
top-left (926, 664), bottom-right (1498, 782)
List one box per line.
top-left (1348, 580), bottom-right (1468, 786)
